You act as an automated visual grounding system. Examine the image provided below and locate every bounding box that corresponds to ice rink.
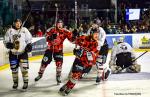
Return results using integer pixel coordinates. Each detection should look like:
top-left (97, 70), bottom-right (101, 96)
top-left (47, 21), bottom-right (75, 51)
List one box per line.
top-left (0, 51), bottom-right (150, 97)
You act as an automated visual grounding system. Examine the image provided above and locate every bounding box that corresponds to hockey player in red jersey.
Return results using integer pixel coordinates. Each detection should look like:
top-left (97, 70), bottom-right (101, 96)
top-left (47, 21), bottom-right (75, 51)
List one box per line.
top-left (34, 19), bottom-right (74, 84)
top-left (86, 19), bottom-right (110, 84)
top-left (59, 29), bottom-right (99, 96)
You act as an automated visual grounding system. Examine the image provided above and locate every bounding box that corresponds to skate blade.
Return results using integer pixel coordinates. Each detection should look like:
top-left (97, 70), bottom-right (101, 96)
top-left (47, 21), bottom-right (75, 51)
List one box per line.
top-left (11, 88), bottom-right (18, 91)
top-left (57, 82), bottom-right (62, 85)
top-left (58, 91), bottom-right (68, 96)
top-left (95, 82), bottom-right (100, 85)
top-left (20, 89), bottom-right (27, 92)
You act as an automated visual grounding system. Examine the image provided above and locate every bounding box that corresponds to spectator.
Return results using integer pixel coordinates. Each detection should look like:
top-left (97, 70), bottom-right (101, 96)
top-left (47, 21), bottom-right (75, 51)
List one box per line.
top-left (36, 28), bottom-right (43, 37)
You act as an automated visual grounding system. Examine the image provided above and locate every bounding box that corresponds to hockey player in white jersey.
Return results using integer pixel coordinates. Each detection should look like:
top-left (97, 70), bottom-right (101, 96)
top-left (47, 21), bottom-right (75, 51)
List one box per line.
top-left (86, 18), bottom-right (111, 84)
top-left (109, 37), bottom-right (141, 73)
top-left (4, 19), bottom-right (32, 90)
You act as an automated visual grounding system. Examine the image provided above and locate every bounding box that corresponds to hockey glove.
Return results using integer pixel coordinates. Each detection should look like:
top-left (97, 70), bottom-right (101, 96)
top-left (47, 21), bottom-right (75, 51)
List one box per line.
top-left (25, 43), bottom-right (32, 53)
top-left (73, 48), bottom-right (83, 58)
top-left (47, 33), bottom-right (57, 41)
top-left (6, 42), bottom-right (14, 49)
top-left (72, 29), bottom-right (79, 38)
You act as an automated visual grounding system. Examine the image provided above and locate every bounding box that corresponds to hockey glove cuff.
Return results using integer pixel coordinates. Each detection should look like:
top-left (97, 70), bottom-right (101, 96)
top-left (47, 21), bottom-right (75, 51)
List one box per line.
top-left (25, 43), bottom-right (32, 53)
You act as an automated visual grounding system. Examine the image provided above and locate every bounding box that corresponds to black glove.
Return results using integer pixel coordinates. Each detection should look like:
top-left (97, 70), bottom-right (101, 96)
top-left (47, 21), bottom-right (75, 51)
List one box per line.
top-left (47, 33), bottom-right (57, 41)
top-left (6, 42), bottom-right (14, 49)
top-left (90, 28), bottom-right (98, 35)
top-left (73, 48), bottom-right (83, 57)
top-left (72, 29), bottom-right (79, 38)
top-left (25, 43), bottom-right (32, 53)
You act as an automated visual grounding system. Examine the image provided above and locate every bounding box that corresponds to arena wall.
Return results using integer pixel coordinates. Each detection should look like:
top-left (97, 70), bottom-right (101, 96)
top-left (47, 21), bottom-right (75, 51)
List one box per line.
top-left (1, 33), bottom-right (150, 66)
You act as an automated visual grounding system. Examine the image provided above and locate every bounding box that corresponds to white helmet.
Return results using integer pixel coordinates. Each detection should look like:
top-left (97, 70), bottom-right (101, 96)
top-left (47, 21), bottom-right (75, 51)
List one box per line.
top-left (117, 36), bottom-right (124, 43)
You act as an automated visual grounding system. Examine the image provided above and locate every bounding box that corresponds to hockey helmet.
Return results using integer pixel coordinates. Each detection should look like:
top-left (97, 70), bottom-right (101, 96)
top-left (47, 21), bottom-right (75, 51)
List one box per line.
top-left (13, 18), bottom-right (22, 24)
top-left (92, 18), bottom-right (101, 25)
top-left (117, 36), bottom-right (124, 43)
top-left (56, 19), bottom-right (63, 24)
top-left (90, 28), bottom-right (99, 35)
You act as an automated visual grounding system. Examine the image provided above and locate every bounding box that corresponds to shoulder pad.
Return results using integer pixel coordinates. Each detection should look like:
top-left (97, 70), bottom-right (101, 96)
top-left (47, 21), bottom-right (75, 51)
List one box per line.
top-left (63, 28), bottom-right (71, 32)
top-left (47, 27), bottom-right (55, 32)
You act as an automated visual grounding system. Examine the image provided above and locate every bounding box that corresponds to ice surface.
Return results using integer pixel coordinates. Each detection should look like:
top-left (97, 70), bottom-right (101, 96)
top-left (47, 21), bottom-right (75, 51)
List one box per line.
top-left (0, 52), bottom-right (150, 97)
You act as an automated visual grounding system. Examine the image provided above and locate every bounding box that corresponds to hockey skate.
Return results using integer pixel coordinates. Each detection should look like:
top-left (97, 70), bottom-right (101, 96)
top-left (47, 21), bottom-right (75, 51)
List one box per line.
top-left (34, 74), bottom-right (42, 82)
top-left (56, 76), bottom-right (61, 85)
top-left (104, 69), bottom-right (111, 80)
top-left (59, 85), bottom-right (70, 96)
top-left (96, 76), bottom-right (102, 85)
top-left (12, 82), bottom-right (18, 90)
top-left (22, 82), bottom-right (28, 91)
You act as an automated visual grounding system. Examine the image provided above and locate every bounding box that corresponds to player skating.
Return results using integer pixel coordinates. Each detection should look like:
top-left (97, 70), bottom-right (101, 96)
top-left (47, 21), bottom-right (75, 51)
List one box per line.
top-left (59, 29), bottom-right (99, 96)
top-left (86, 18), bottom-right (111, 84)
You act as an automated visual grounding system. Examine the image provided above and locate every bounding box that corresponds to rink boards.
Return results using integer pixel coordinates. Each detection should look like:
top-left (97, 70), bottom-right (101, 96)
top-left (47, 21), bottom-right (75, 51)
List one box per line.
top-left (1, 33), bottom-right (150, 66)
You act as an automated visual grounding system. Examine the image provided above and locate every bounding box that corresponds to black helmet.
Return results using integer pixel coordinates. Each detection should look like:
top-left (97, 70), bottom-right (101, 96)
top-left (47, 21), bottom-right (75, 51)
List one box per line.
top-left (14, 18), bottom-right (22, 24)
top-left (90, 28), bottom-right (99, 35)
top-left (93, 18), bottom-right (101, 25)
top-left (56, 19), bottom-right (63, 23)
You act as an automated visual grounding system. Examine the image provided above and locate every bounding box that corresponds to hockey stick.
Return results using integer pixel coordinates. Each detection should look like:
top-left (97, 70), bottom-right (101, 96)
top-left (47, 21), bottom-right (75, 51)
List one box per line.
top-left (15, 0), bottom-right (32, 57)
top-left (132, 50), bottom-right (148, 62)
top-left (68, 1), bottom-right (78, 78)
top-left (21, 0), bottom-right (32, 28)
top-left (118, 50), bottom-right (148, 72)
top-left (18, 0), bottom-right (31, 32)
top-left (75, 0), bottom-right (78, 29)
top-left (54, 3), bottom-right (58, 27)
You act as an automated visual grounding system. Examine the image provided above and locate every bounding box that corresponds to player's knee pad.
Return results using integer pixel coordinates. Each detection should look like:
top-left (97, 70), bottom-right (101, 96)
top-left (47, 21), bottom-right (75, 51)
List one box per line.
top-left (10, 59), bottom-right (18, 71)
top-left (134, 64), bottom-right (141, 72)
top-left (110, 65), bottom-right (122, 74)
top-left (54, 54), bottom-right (63, 61)
top-left (20, 60), bottom-right (28, 79)
top-left (72, 72), bottom-right (82, 80)
top-left (127, 64), bottom-right (141, 73)
top-left (72, 58), bottom-right (84, 72)
top-left (96, 55), bottom-right (107, 66)
top-left (42, 56), bottom-right (52, 65)
top-left (56, 61), bottom-right (63, 76)
top-left (56, 61), bottom-right (63, 68)
top-left (20, 59), bottom-right (29, 70)
top-left (96, 55), bottom-right (103, 65)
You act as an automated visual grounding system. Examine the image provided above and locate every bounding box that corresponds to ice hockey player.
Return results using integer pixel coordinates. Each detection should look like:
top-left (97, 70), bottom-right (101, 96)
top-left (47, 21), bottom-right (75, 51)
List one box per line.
top-left (109, 37), bottom-right (141, 73)
top-left (86, 18), bottom-right (111, 84)
top-left (34, 19), bottom-right (74, 85)
top-left (4, 19), bottom-right (32, 91)
top-left (59, 28), bottom-right (99, 96)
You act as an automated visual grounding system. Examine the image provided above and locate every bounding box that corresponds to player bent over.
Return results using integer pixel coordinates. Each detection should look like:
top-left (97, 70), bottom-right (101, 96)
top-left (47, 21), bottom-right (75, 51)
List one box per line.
top-left (59, 29), bottom-right (99, 96)
top-left (109, 37), bottom-right (141, 74)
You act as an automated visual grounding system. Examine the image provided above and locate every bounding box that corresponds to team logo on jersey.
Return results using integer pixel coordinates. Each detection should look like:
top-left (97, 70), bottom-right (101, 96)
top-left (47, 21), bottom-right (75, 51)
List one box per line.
top-left (43, 56), bottom-right (48, 62)
top-left (13, 34), bottom-right (21, 50)
top-left (120, 44), bottom-right (127, 50)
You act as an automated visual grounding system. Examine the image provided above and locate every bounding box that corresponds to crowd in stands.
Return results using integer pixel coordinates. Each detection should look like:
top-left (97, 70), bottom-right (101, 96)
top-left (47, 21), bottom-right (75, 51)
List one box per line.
top-left (0, 1), bottom-right (150, 37)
